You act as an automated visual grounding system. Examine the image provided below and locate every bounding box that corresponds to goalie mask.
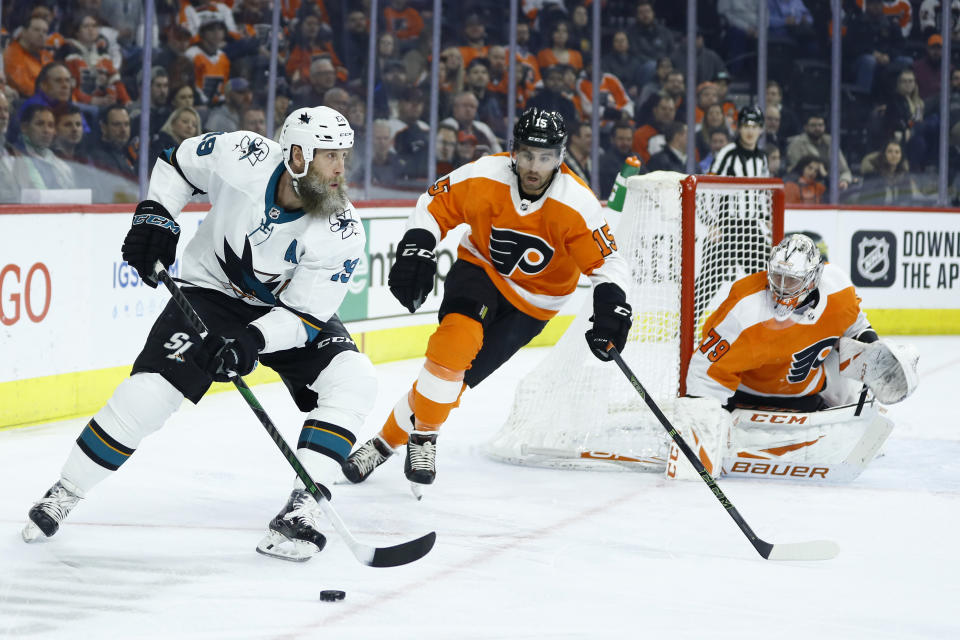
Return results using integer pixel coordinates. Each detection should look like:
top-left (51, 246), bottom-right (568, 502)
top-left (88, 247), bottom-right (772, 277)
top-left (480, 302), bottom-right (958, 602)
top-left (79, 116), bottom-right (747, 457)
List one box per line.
top-left (511, 107), bottom-right (567, 175)
top-left (279, 106), bottom-right (353, 182)
top-left (767, 234), bottom-right (824, 319)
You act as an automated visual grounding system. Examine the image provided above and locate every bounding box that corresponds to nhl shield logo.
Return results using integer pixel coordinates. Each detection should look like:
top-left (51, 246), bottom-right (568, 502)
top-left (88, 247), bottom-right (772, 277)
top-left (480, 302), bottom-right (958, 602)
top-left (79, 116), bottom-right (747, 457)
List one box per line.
top-left (850, 230), bottom-right (896, 287)
top-left (268, 206), bottom-right (281, 220)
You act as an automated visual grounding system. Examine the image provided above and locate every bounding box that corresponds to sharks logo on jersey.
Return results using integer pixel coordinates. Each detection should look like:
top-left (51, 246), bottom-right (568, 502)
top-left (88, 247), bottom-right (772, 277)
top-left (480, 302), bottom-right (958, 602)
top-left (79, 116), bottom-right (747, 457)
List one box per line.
top-left (216, 237), bottom-right (289, 304)
top-left (329, 209), bottom-right (360, 239)
top-left (235, 136), bottom-right (269, 165)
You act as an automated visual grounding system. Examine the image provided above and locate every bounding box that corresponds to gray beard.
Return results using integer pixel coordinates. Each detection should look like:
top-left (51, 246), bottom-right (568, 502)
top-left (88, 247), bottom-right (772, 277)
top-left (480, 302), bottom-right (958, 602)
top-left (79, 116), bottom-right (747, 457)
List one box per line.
top-left (297, 173), bottom-right (348, 217)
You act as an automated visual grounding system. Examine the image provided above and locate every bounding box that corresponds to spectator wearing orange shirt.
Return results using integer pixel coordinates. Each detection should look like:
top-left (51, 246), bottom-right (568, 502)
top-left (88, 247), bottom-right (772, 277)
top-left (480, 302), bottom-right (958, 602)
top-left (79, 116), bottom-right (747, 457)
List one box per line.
top-left (486, 45), bottom-right (537, 109)
top-left (185, 16), bottom-right (231, 106)
top-left (4, 17), bottom-right (54, 98)
top-left (286, 10), bottom-right (347, 87)
top-left (632, 92), bottom-right (677, 163)
top-left (383, 0), bottom-right (424, 53)
top-left (784, 155), bottom-right (827, 204)
top-left (458, 14), bottom-right (489, 69)
top-left (511, 21), bottom-right (541, 84)
top-left (59, 12), bottom-right (131, 108)
top-left (693, 81), bottom-right (719, 125)
top-left (438, 46), bottom-right (465, 96)
top-left (537, 21), bottom-right (583, 72)
top-left (574, 62), bottom-right (635, 124)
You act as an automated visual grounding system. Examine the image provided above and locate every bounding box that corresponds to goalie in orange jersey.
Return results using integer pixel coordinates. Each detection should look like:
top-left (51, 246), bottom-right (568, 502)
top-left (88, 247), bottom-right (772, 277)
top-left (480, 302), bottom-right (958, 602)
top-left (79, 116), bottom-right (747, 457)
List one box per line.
top-left (686, 234), bottom-right (919, 413)
top-left (343, 108), bottom-right (633, 492)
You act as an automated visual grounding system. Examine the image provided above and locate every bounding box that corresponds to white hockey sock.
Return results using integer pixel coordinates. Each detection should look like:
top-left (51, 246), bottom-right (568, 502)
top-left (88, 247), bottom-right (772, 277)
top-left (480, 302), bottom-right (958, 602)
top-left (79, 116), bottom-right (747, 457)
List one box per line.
top-left (62, 373), bottom-right (183, 495)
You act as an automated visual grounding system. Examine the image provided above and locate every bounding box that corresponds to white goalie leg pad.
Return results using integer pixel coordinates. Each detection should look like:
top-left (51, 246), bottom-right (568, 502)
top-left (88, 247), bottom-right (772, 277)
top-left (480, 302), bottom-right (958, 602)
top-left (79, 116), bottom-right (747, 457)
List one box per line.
top-left (665, 398), bottom-right (732, 481)
top-left (838, 338), bottom-right (920, 404)
top-left (296, 351), bottom-right (378, 491)
top-left (62, 373), bottom-right (183, 494)
top-left (725, 401), bottom-right (893, 482)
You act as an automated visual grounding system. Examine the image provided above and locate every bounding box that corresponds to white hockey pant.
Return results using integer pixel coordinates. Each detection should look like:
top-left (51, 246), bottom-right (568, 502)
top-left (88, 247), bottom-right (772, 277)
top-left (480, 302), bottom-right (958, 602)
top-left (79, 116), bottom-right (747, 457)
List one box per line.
top-left (61, 373), bottom-right (184, 495)
top-left (293, 350), bottom-right (378, 492)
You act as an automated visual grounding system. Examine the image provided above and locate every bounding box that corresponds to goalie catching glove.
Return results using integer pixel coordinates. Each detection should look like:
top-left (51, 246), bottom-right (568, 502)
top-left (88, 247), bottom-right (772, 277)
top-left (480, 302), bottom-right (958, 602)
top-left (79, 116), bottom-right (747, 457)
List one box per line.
top-left (194, 326), bottom-right (265, 383)
top-left (584, 283), bottom-right (632, 361)
top-left (389, 228), bottom-right (437, 313)
top-left (120, 200), bottom-right (180, 288)
top-left (837, 337), bottom-right (919, 404)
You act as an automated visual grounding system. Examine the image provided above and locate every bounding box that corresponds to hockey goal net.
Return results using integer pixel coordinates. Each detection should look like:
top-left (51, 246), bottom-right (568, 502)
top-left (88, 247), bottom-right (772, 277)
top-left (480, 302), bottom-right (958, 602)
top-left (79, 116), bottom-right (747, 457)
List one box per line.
top-left (488, 172), bottom-right (784, 471)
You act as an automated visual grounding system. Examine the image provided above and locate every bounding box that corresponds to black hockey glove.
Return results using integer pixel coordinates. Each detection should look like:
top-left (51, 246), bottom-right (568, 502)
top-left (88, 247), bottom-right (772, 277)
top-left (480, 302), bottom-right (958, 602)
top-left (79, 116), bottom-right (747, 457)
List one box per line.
top-left (389, 228), bottom-right (438, 313)
top-left (194, 326), bottom-right (265, 383)
top-left (584, 283), bottom-right (632, 362)
top-left (121, 200), bottom-right (180, 288)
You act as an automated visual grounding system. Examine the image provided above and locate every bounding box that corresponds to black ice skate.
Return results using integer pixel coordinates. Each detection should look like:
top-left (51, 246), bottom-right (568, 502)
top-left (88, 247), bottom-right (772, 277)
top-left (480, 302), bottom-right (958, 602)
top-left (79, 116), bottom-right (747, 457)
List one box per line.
top-left (405, 432), bottom-right (437, 499)
top-left (256, 489), bottom-right (327, 562)
top-left (342, 436), bottom-right (394, 483)
top-left (22, 480), bottom-right (82, 542)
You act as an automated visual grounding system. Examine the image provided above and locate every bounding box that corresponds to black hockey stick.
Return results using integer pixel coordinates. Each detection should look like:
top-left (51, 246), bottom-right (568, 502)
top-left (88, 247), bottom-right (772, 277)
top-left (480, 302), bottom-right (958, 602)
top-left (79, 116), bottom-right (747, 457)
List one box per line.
top-left (607, 345), bottom-right (839, 561)
top-left (155, 266), bottom-right (436, 567)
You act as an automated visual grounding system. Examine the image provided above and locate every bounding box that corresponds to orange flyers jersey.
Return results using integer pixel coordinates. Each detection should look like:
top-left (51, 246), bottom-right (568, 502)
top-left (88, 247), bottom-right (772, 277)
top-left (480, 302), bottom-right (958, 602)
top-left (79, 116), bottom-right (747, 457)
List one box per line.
top-left (575, 73), bottom-right (633, 120)
top-left (686, 263), bottom-right (873, 403)
top-left (187, 46), bottom-right (230, 104)
top-left (407, 153), bottom-right (630, 321)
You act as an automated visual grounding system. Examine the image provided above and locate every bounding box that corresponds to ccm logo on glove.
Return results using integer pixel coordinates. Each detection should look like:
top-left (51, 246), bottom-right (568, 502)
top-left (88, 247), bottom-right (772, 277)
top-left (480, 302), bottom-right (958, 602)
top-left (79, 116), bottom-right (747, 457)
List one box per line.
top-left (132, 214), bottom-right (181, 233)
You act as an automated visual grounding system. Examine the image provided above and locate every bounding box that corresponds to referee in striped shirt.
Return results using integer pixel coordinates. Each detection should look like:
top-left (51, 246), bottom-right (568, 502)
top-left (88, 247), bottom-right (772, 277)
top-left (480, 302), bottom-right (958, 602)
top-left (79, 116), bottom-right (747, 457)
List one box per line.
top-left (697, 105), bottom-right (771, 320)
top-left (709, 105), bottom-right (768, 177)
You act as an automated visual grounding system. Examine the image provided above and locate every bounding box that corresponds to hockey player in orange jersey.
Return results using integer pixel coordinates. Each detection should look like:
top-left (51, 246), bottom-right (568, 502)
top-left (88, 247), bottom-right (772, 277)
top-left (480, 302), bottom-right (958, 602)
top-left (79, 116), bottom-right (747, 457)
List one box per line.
top-left (686, 234), bottom-right (918, 413)
top-left (343, 108), bottom-right (633, 492)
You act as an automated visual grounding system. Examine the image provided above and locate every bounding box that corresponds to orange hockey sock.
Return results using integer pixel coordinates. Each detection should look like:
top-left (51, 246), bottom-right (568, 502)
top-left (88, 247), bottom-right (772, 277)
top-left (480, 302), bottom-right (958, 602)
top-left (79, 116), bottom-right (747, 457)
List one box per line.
top-left (379, 313), bottom-right (481, 444)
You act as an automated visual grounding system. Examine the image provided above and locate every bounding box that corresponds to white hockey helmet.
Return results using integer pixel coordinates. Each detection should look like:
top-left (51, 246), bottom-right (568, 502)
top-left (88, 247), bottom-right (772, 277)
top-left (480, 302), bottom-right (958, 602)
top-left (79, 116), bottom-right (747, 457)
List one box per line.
top-left (278, 106), bottom-right (353, 179)
top-left (767, 233), bottom-right (824, 319)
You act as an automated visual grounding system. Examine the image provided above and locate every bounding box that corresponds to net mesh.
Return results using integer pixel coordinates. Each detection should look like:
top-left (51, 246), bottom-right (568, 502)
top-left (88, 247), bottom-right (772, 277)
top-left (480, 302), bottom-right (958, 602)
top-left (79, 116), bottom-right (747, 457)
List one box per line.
top-left (487, 172), bottom-right (779, 471)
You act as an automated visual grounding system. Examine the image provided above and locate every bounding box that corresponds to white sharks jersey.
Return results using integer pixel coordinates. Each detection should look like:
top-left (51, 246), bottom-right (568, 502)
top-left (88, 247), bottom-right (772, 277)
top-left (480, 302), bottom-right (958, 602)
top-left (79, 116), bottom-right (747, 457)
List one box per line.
top-left (145, 130), bottom-right (365, 354)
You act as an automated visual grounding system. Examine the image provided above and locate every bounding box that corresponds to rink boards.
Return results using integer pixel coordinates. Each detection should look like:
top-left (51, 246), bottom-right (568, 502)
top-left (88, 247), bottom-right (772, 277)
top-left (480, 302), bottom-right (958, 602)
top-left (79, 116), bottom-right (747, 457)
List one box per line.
top-left (1, 202), bottom-right (958, 429)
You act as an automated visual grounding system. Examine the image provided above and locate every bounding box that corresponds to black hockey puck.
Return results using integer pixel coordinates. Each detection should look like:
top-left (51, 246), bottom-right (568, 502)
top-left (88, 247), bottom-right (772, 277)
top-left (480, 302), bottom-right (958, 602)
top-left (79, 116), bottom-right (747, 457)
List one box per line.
top-left (319, 590), bottom-right (346, 602)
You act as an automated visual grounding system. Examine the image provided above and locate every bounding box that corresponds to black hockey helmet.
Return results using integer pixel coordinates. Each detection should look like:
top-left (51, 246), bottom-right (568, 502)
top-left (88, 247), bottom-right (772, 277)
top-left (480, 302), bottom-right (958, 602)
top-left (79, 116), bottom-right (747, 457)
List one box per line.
top-left (511, 107), bottom-right (567, 177)
top-left (738, 104), bottom-right (764, 127)
top-left (512, 107), bottom-right (568, 151)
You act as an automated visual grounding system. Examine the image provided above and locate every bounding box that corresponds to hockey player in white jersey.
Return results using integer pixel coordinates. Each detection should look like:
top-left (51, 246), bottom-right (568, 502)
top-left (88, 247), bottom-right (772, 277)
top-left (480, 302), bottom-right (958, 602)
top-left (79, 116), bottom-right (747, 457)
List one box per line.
top-left (22, 106), bottom-right (377, 562)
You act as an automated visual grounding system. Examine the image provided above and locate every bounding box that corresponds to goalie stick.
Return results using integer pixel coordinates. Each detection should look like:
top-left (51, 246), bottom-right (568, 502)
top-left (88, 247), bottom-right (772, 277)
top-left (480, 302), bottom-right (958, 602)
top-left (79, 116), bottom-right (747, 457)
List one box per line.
top-left (607, 345), bottom-right (839, 562)
top-left (155, 265), bottom-right (436, 568)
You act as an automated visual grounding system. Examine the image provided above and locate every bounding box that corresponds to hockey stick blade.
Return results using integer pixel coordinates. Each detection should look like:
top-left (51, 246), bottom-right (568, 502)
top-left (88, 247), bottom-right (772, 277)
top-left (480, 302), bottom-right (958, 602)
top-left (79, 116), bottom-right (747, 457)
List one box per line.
top-left (155, 266), bottom-right (437, 567)
top-left (317, 499), bottom-right (436, 567)
top-left (607, 345), bottom-right (838, 561)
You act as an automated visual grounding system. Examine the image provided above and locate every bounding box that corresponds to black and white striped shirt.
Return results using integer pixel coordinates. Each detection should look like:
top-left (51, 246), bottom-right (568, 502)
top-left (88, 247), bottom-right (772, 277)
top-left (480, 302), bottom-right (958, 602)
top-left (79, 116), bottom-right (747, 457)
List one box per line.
top-left (709, 142), bottom-right (769, 177)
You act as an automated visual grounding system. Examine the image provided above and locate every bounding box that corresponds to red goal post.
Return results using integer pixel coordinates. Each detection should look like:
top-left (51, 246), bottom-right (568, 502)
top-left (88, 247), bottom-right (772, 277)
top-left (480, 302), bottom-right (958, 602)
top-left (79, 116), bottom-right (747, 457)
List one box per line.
top-left (678, 176), bottom-right (785, 395)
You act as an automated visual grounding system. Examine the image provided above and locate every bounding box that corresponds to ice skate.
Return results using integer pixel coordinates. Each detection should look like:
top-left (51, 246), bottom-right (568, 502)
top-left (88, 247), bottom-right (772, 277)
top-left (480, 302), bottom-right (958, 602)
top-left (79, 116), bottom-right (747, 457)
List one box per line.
top-left (342, 436), bottom-right (394, 483)
top-left (256, 489), bottom-right (326, 562)
top-left (405, 432), bottom-right (437, 499)
top-left (22, 480), bottom-right (82, 542)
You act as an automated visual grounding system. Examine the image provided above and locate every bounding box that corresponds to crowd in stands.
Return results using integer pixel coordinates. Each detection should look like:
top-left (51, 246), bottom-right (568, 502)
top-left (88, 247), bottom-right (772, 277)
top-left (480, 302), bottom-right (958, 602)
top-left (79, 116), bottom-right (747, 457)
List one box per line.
top-left (2, 0), bottom-right (960, 205)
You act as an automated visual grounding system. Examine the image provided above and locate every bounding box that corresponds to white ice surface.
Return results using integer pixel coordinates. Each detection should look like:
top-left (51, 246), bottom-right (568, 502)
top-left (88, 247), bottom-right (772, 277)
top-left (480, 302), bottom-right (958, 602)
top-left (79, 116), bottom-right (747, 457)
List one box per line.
top-left (1, 337), bottom-right (958, 639)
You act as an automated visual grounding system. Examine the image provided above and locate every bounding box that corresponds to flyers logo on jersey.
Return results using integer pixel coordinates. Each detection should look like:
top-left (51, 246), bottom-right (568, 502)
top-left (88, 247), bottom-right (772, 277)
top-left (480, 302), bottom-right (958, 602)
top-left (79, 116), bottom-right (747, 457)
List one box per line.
top-left (489, 226), bottom-right (555, 276)
top-left (787, 338), bottom-right (836, 383)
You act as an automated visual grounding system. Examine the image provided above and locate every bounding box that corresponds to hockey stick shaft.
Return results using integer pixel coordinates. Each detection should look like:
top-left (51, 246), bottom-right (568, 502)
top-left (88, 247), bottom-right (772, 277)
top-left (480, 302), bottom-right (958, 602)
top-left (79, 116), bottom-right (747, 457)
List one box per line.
top-left (155, 266), bottom-right (435, 567)
top-left (607, 345), bottom-right (838, 561)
